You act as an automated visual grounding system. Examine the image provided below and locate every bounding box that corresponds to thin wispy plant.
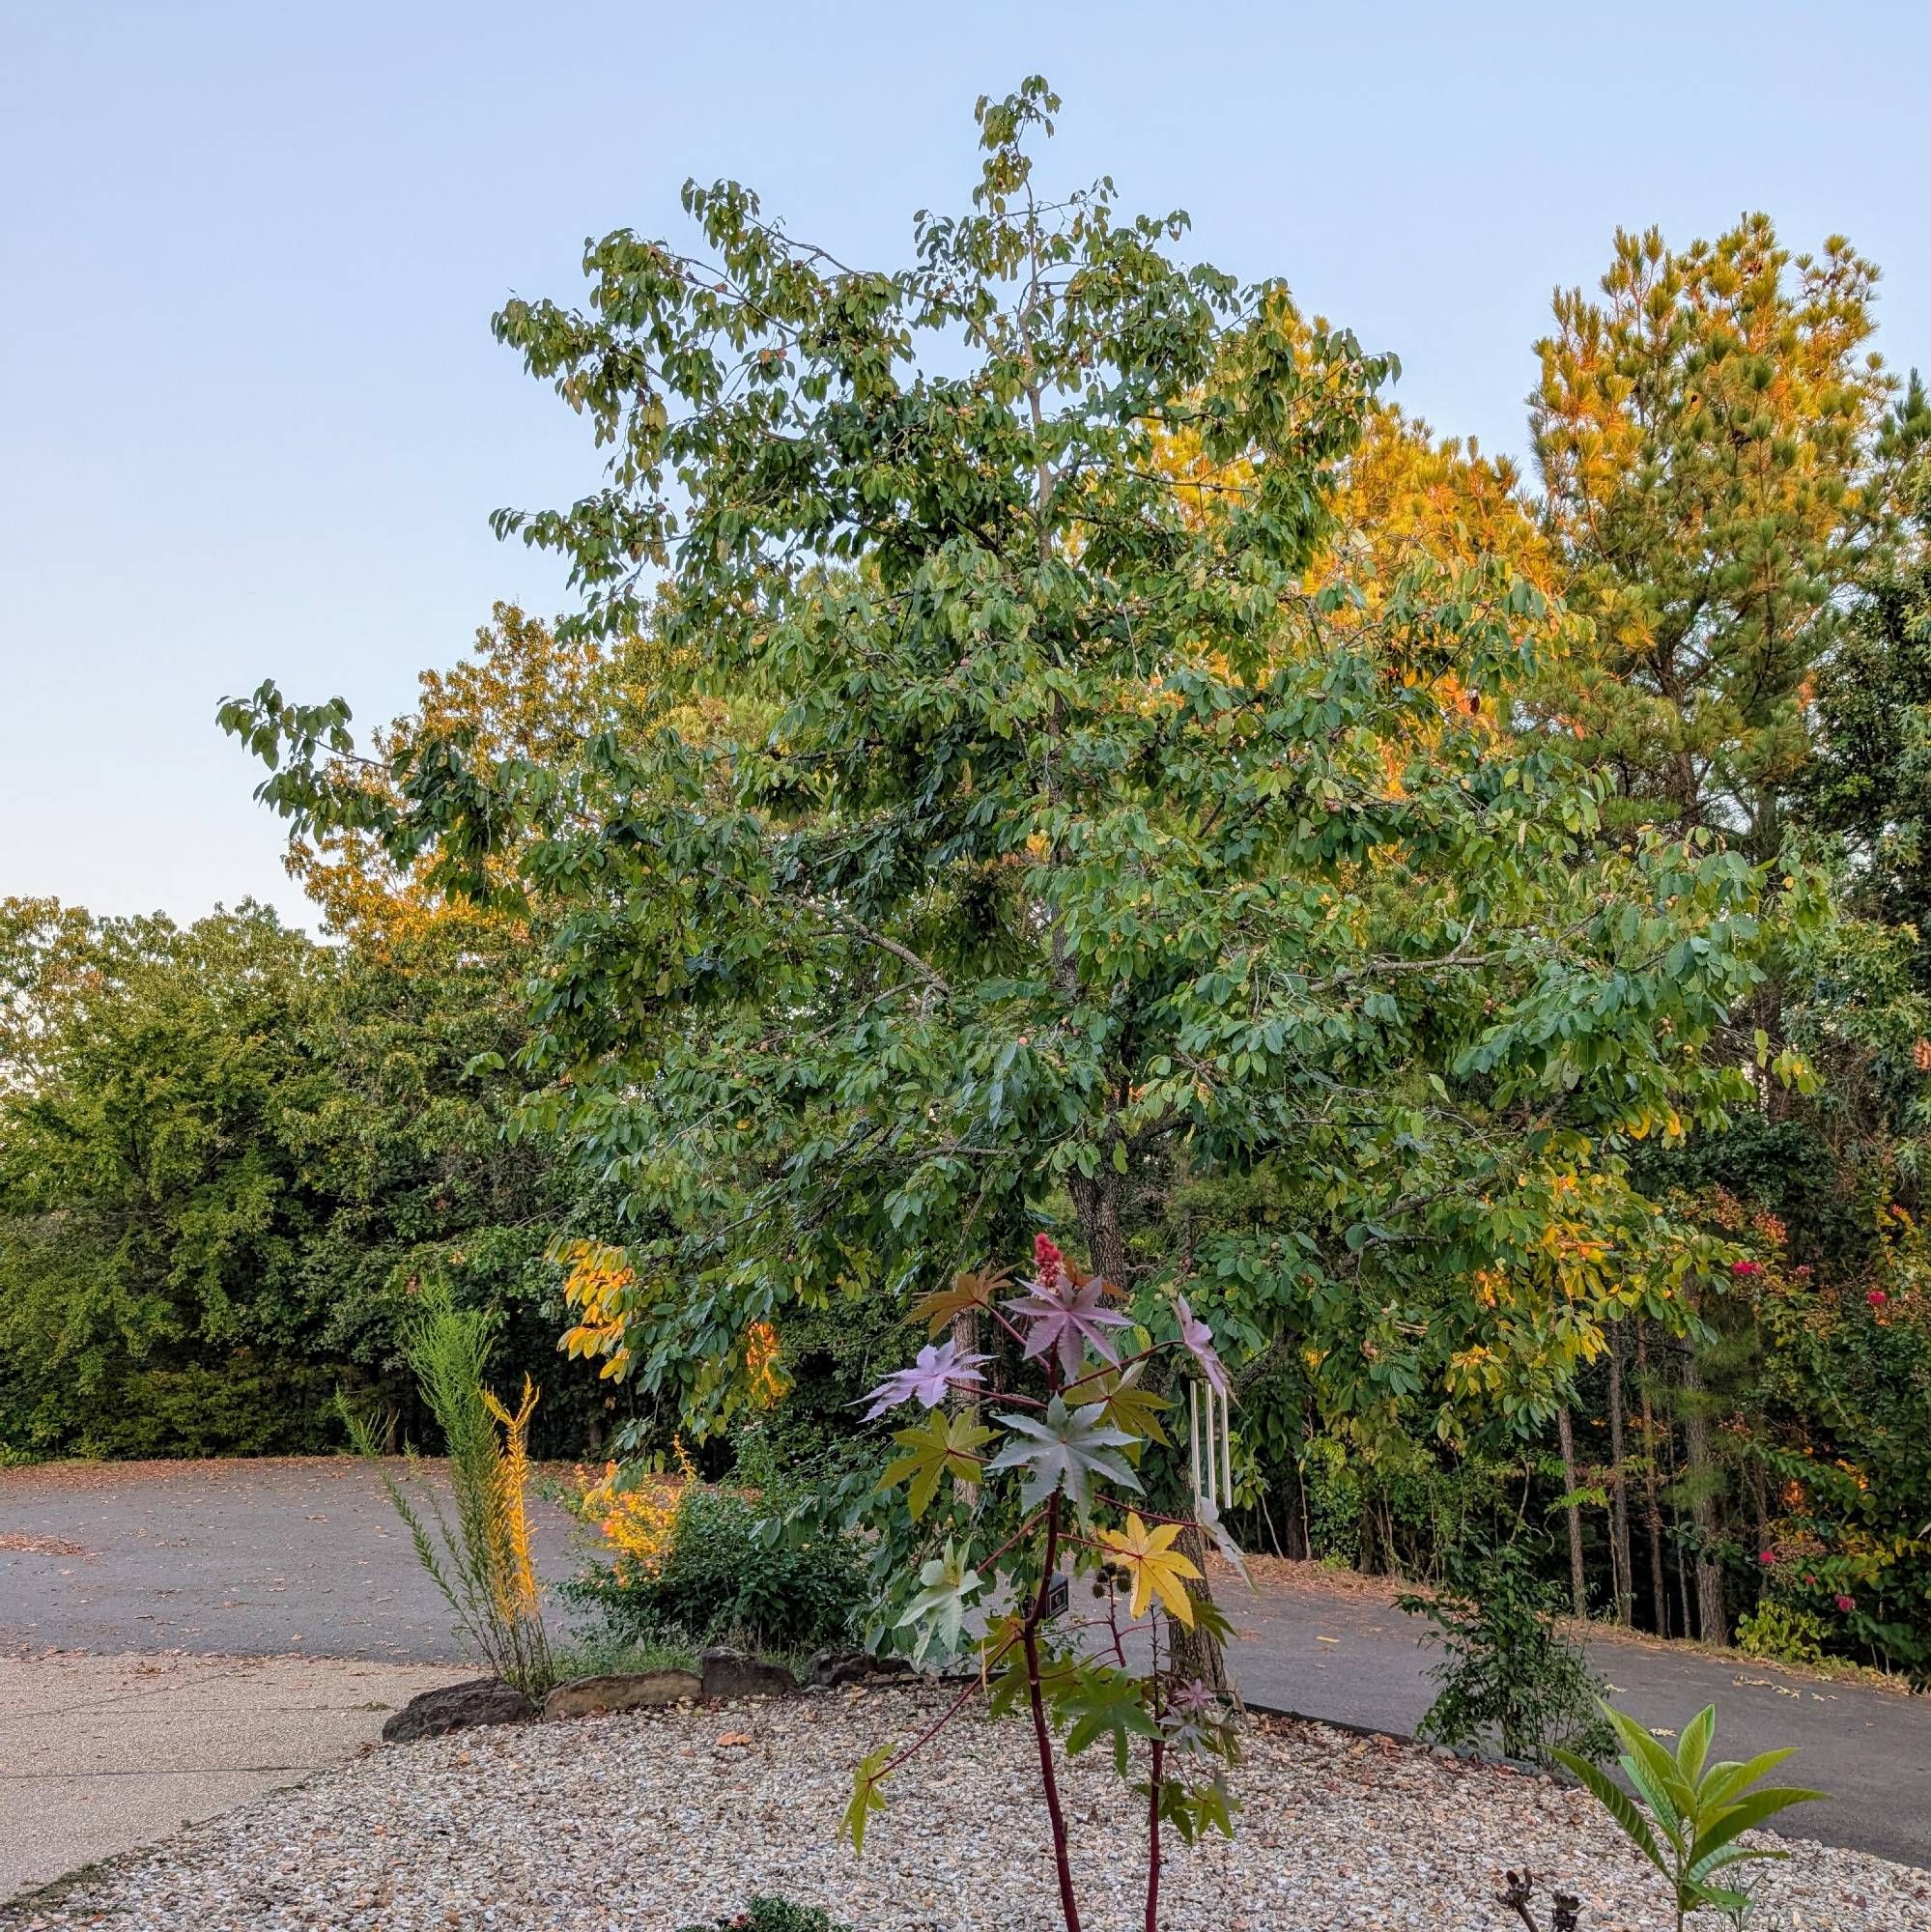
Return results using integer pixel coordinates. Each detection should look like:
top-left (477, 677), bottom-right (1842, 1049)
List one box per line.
top-left (342, 1289), bottom-right (555, 1696)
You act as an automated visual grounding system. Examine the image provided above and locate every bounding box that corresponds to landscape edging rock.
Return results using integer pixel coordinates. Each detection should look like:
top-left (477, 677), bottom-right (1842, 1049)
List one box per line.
top-left (381, 1676), bottom-right (536, 1743)
top-left (540, 1668), bottom-right (701, 1720)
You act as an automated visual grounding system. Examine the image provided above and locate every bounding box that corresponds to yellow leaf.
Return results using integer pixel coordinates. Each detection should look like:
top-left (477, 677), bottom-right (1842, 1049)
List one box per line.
top-left (1098, 1511), bottom-right (1202, 1626)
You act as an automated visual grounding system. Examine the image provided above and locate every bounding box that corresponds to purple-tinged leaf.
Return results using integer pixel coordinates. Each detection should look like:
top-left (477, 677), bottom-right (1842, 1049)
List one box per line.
top-left (859, 1336), bottom-right (989, 1420)
top-left (1174, 1293), bottom-right (1229, 1398)
top-left (1002, 1271), bottom-right (1133, 1379)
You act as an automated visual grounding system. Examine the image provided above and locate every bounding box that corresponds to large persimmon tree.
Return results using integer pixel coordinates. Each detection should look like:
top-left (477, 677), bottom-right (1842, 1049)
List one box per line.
top-left (229, 82), bottom-right (1771, 1494)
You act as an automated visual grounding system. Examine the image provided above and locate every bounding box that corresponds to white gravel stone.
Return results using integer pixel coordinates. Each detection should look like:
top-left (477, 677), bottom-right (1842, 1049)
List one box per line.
top-left (5, 1688), bottom-right (1926, 1930)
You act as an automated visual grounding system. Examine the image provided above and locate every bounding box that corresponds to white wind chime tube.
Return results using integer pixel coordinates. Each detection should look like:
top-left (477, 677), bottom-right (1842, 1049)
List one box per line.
top-left (1189, 1380), bottom-right (1234, 1512)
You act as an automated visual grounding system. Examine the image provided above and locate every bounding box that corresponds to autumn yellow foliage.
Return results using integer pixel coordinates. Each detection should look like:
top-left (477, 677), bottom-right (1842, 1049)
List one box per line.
top-left (568, 1438), bottom-right (696, 1580)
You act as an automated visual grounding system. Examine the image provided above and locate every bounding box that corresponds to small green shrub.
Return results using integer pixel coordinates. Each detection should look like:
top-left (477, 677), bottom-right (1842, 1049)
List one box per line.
top-left (1735, 1601), bottom-right (1832, 1669)
top-left (564, 1485), bottom-right (866, 1656)
top-left (677, 1901), bottom-right (852, 1932)
top-left (1301, 1435), bottom-right (1363, 1565)
top-left (1399, 1538), bottom-right (1614, 1768)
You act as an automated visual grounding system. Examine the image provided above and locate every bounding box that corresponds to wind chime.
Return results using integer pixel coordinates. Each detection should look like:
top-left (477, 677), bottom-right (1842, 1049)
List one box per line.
top-left (1188, 1376), bottom-right (1234, 1513)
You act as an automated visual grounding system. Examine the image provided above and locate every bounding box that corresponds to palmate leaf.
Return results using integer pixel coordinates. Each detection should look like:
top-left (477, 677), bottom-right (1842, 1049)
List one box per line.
top-left (1148, 1769), bottom-right (1239, 1845)
top-left (1065, 1362), bottom-right (1172, 1462)
top-left (842, 1742), bottom-right (893, 1856)
top-left (1099, 1511), bottom-right (1202, 1625)
top-left (912, 1267), bottom-right (1009, 1338)
top-left (1055, 1661), bottom-right (1160, 1774)
top-left (895, 1539), bottom-right (983, 1662)
top-left (983, 1395), bottom-right (1142, 1515)
top-left (860, 1336), bottom-right (988, 1419)
top-left (879, 1408), bottom-right (994, 1520)
top-left (1172, 1293), bottom-right (1230, 1398)
top-left (1002, 1273), bottom-right (1134, 1379)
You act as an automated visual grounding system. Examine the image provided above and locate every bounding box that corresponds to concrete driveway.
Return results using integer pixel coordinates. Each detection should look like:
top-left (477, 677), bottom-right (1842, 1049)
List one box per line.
top-left (0, 1457), bottom-right (562, 1905)
top-left (0, 1456), bottom-right (577, 1662)
top-left (0, 1651), bottom-right (463, 1902)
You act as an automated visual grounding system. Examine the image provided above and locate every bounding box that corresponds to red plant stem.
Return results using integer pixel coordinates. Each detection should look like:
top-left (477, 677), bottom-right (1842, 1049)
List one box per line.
top-left (978, 1510), bottom-right (1048, 1572)
top-left (1144, 1735), bottom-right (1165, 1932)
top-left (1025, 1494), bottom-right (1082, 1932)
top-left (988, 1307), bottom-right (1035, 1350)
top-left (878, 1664), bottom-right (999, 1778)
top-left (1144, 1615), bottom-right (1164, 1932)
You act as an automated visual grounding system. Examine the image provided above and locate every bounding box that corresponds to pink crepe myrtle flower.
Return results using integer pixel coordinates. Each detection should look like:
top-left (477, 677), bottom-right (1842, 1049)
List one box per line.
top-left (1731, 1259), bottom-right (1763, 1277)
top-left (1834, 1594), bottom-right (1856, 1613)
top-left (1868, 1290), bottom-right (1889, 1308)
top-left (1759, 1548), bottom-right (1776, 1567)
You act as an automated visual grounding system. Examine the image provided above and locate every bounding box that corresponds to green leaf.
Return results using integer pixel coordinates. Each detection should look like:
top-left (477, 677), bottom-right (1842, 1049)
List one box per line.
top-left (895, 1539), bottom-right (983, 1662)
top-left (879, 1409), bottom-right (994, 1520)
top-left (1695, 1747), bottom-right (1795, 1810)
top-left (842, 1743), bottom-right (893, 1855)
top-left (1604, 1703), bottom-right (1690, 1829)
top-left (1687, 1787), bottom-right (1825, 1871)
top-left (1675, 1703), bottom-right (1716, 1783)
top-left (1065, 1362), bottom-right (1172, 1456)
top-left (983, 1395), bottom-right (1143, 1514)
top-left (1553, 1748), bottom-right (1668, 1875)
top-left (1056, 1662), bottom-right (1160, 1774)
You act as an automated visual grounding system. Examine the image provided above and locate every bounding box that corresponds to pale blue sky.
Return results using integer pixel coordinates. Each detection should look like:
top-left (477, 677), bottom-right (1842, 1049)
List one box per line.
top-left (5, 1), bottom-right (1926, 926)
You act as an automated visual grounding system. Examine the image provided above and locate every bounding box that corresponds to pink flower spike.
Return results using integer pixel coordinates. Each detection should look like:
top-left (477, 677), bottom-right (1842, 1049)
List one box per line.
top-left (1173, 1294), bottom-right (1230, 1398)
top-left (1034, 1233), bottom-right (1066, 1284)
top-left (858, 1337), bottom-right (988, 1420)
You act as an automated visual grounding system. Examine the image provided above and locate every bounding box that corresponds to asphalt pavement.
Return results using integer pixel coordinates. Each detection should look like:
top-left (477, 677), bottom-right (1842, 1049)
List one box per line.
top-left (3, 1457), bottom-right (1927, 1890)
top-left (1227, 1567), bottom-right (1931, 1871)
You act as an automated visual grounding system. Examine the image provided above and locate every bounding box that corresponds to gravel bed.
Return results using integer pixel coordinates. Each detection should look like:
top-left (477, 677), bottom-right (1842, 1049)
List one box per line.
top-left (7, 1686), bottom-right (1927, 1931)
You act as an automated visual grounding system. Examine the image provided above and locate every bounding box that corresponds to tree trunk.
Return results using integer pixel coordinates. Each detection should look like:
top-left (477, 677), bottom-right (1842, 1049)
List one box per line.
top-left (1164, 1520), bottom-right (1233, 1698)
top-left (1607, 1331), bottom-right (1633, 1626)
top-left (1556, 1405), bottom-right (1588, 1618)
top-left (1635, 1324), bottom-right (1670, 1635)
top-left (1067, 1168), bottom-right (1130, 1289)
top-left (1071, 1166), bottom-right (1231, 1696)
top-left (1679, 1340), bottom-right (1728, 1644)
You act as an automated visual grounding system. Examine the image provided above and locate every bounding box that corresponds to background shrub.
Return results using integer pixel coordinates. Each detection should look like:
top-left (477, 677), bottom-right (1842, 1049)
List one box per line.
top-left (564, 1484), bottom-right (866, 1657)
top-left (677, 1901), bottom-right (852, 1932)
top-left (1399, 1538), bottom-right (1615, 1768)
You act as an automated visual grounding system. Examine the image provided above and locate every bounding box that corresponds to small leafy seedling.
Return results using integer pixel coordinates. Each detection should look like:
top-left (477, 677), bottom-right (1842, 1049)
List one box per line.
top-left (1554, 1702), bottom-right (1823, 1930)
